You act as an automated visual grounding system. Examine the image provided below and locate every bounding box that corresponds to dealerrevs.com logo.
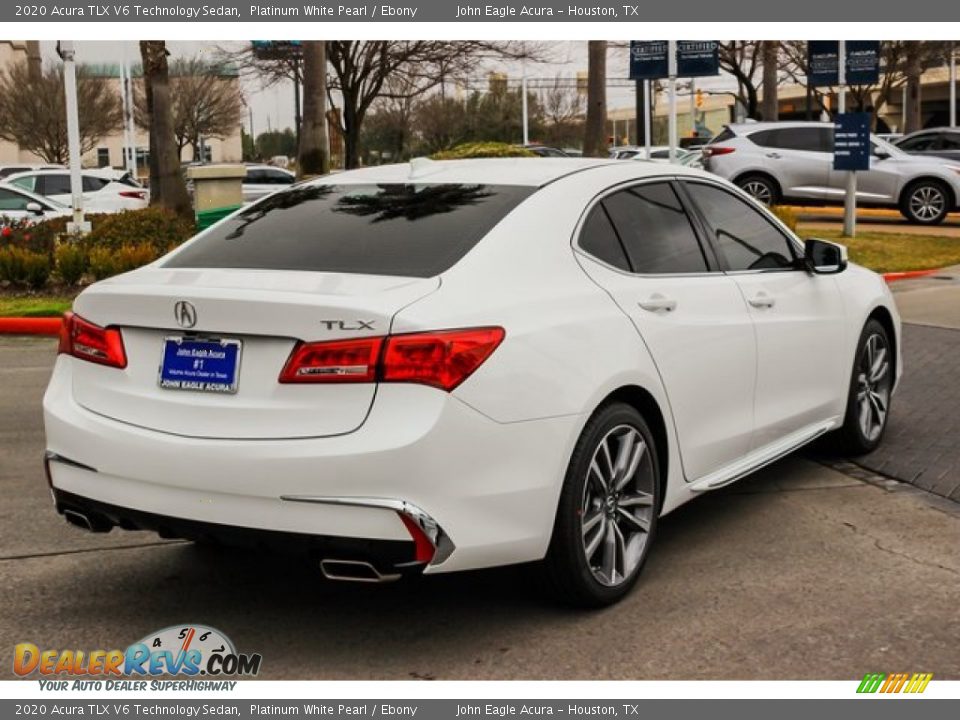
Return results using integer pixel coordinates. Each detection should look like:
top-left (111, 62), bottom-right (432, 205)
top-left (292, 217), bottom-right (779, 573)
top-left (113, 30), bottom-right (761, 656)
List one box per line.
top-left (13, 624), bottom-right (262, 685)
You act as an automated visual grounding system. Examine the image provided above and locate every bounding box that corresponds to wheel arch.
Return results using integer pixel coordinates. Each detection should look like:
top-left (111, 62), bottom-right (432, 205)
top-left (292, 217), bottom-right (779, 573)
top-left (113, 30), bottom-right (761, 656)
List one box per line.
top-left (598, 385), bottom-right (669, 511)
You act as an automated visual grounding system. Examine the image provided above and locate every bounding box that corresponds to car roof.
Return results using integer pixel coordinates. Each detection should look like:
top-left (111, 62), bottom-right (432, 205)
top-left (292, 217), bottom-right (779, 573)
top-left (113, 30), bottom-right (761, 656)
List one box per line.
top-left (309, 157), bottom-right (664, 188)
top-left (900, 127), bottom-right (960, 137)
top-left (3, 169), bottom-right (117, 181)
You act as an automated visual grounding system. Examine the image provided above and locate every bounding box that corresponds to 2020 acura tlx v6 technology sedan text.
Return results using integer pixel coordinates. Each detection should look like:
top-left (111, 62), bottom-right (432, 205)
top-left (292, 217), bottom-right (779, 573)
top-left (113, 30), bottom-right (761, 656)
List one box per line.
top-left (44, 158), bottom-right (900, 606)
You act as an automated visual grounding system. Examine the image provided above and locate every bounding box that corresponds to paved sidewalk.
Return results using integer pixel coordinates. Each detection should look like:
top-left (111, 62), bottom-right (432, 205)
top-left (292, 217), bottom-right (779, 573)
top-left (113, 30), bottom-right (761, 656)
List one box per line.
top-left (855, 266), bottom-right (960, 501)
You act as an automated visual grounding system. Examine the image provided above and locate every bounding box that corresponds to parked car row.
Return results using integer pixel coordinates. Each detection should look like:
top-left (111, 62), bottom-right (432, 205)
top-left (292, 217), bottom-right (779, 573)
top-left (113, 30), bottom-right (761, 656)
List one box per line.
top-left (702, 122), bottom-right (960, 224)
top-left (0, 167), bottom-right (150, 223)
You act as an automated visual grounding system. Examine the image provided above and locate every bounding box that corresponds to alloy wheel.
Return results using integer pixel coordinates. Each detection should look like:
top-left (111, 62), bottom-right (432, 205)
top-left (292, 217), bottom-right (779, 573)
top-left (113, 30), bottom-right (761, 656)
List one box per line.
top-left (580, 425), bottom-right (656, 587)
top-left (742, 180), bottom-right (773, 205)
top-left (856, 333), bottom-right (892, 443)
top-left (908, 185), bottom-right (945, 222)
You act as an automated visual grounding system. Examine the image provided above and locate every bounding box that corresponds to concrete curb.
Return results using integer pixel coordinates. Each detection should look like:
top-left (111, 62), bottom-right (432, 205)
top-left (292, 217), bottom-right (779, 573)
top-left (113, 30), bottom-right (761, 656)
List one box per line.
top-left (882, 268), bottom-right (942, 283)
top-left (0, 317), bottom-right (62, 336)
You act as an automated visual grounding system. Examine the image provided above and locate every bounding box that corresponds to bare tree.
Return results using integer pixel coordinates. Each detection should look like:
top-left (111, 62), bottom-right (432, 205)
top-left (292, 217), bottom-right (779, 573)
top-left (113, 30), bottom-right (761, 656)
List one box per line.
top-left (761, 41), bottom-right (779, 121)
top-left (583, 41), bottom-right (607, 157)
top-left (139, 41), bottom-right (191, 218)
top-left (328, 41), bottom-right (546, 168)
top-left (718, 41), bottom-right (763, 119)
top-left (0, 61), bottom-right (123, 164)
top-left (298, 41), bottom-right (329, 177)
top-left (134, 56), bottom-right (245, 160)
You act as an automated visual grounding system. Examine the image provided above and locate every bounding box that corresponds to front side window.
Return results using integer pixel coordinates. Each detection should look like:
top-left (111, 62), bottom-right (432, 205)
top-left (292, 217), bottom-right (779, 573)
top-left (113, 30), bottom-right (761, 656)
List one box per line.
top-left (899, 134), bottom-right (938, 151)
top-left (601, 182), bottom-right (709, 274)
top-left (165, 183), bottom-right (535, 278)
top-left (938, 133), bottom-right (960, 150)
top-left (684, 182), bottom-right (797, 272)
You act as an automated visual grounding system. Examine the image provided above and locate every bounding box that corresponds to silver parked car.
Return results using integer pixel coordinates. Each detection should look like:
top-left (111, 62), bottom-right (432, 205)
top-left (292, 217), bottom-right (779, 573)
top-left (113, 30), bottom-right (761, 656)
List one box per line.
top-left (703, 121), bottom-right (960, 224)
top-left (894, 127), bottom-right (960, 163)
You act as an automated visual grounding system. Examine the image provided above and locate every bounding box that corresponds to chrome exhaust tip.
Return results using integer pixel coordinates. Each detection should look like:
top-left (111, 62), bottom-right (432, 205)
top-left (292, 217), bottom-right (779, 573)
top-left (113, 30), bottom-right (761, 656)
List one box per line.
top-left (319, 559), bottom-right (401, 583)
top-left (62, 508), bottom-right (112, 533)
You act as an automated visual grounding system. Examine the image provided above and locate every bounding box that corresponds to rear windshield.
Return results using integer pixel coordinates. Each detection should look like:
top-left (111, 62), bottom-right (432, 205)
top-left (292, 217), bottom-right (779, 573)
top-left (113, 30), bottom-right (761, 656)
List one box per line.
top-left (164, 183), bottom-right (535, 277)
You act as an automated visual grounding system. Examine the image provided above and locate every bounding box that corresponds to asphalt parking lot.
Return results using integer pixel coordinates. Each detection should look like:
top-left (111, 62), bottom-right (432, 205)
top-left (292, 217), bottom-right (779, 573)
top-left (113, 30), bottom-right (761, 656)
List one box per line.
top-left (1, 336), bottom-right (959, 681)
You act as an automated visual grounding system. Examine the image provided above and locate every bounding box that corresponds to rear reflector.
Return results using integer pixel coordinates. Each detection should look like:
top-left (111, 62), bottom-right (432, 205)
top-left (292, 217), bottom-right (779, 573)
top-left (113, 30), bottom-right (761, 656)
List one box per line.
top-left (703, 146), bottom-right (735, 157)
top-left (278, 327), bottom-right (505, 391)
top-left (58, 312), bottom-right (127, 369)
top-left (279, 337), bottom-right (383, 383)
top-left (397, 513), bottom-right (436, 564)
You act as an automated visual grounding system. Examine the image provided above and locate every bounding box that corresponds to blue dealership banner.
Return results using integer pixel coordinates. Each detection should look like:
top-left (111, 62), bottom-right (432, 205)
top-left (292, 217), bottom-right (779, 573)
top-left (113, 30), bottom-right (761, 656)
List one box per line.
top-left (808, 41), bottom-right (881, 86)
top-left (676, 41), bottom-right (720, 77)
top-left (833, 112), bottom-right (872, 171)
top-left (629, 40), bottom-right (669, 80)
top-left (630, 40), bottom-right (719, 80)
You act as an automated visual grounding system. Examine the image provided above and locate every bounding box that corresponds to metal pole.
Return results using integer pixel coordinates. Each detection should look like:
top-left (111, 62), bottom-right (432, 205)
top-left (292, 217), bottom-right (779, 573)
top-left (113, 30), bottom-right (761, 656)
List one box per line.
top-left (950, 43), bottom-right (957, 128)
top-left (119, 62), bottom-right (131, 170)
top-left (901, 85), bottom-right (907, 132)
top-left (839, 40), bottom-right (856, 238)
top-left (58, 42), bottom-right (87, 235)
top-left (125, 57), bottom-right (136, 175)
top-left (521, 64), bottom-right (529, 145)
top-left (668, 40), bottom-right (677, 163)
top-left (643, 79), bottom-right (652, 156)
top-left (689, 78), bottom-right (696, 138)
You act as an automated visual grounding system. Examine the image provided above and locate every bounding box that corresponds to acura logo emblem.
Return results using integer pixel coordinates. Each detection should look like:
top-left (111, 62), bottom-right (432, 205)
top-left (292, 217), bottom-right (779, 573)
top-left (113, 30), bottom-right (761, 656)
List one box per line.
top-left (174, 301), bottom-right (197, 329)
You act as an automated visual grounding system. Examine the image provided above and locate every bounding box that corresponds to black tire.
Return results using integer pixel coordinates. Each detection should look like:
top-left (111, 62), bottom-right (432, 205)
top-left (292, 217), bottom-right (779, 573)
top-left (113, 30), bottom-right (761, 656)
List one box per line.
top-left (735, 174), bottom-right (779, 206)
top-left (899, 180), bottom-right (951, 225)
top-left (832, 319), bottom-right (894, 456)
top-left (542, 403), bottom-right (661, 608)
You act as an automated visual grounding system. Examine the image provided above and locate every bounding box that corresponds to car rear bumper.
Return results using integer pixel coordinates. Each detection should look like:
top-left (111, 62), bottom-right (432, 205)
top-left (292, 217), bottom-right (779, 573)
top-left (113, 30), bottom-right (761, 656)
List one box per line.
top-left (43, 357), bottom-right (583, 574)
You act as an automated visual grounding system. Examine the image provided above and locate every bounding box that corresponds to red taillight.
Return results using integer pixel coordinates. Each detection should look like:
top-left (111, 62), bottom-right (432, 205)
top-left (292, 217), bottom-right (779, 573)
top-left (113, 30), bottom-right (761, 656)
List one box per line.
top-left (277, 327), bottom-right (505, 392)
top-left (118, 190), bottom-right (146, 200)
top-left (58, 312), bottom-right (127, 369)
top-left (382, 327), bottom-right (505, 391)
top-left (703, 146), bottom-right (735, 157)
top-left (279, 337), bottom-right (383, 383)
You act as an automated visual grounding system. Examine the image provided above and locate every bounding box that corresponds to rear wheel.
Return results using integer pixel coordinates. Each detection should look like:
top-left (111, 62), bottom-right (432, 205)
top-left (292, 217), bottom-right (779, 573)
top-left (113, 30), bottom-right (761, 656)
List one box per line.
top-left (736, 174), bottom-right (779, 206)
top-left (833, 319), bottom-right (894, 455)
top-left (543, 403), bottom-right (660, 608)
top-left (900, 180), bottom-right (950, 225)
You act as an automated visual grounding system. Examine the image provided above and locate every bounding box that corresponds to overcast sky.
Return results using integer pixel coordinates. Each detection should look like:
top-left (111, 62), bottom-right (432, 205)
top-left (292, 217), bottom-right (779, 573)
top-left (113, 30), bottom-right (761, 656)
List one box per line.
top-left (35, 40), bottom-right (735, 136)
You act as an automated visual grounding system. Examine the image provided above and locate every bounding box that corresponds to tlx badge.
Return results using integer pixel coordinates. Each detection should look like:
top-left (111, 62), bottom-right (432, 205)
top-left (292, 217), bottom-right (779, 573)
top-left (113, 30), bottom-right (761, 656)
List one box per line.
top-left (320, 320), bottom-right (375, 331)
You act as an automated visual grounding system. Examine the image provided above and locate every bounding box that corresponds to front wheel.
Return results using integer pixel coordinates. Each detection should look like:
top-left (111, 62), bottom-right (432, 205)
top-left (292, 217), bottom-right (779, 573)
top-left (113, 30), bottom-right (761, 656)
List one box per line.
top-left (900, 181), bottom-right (950, 225)
top-left (736, 174), bottom-right (778, 206)
top-left (542, 403), bottom-right (661, 608)
top-left (833, 319), bottom-right (894, 456)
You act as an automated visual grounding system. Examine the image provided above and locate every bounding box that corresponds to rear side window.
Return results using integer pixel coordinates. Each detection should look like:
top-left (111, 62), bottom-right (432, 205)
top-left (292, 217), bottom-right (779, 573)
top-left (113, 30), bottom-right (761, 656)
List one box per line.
top-left (578, 205), bottom-right (630, 271)
top-left (601, 183), bottom-right (709, 274)
top-left (750, 127), bottom-right (831, 152)
top-left (82, 176), bottom-right (110, 192)
top-left (40, 174), bottom-right (72, 196)
top-left (165, 183), bottom-right (535, 278)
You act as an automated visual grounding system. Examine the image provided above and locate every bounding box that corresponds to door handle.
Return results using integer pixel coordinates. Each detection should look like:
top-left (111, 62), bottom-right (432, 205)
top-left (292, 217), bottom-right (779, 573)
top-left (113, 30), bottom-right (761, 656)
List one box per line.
top-left (638, 294), bottom-right (677, 313)
top-left (747, 292), bottom-right (776, 309)
top-left (765, 152), bottom-right (781, 159)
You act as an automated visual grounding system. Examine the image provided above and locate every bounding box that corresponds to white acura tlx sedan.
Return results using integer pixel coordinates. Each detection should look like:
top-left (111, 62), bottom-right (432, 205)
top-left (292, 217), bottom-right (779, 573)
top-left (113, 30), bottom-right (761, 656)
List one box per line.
top-left (44, 158), bottom-right (900, 606)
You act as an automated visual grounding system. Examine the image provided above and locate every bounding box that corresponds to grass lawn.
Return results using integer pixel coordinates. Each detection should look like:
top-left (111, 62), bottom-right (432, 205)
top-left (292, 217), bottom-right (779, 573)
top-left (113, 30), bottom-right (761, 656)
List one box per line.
top-left (797, 227), bottom-right (960, 274)
top-left (0, 295), bottom-right (74, 318)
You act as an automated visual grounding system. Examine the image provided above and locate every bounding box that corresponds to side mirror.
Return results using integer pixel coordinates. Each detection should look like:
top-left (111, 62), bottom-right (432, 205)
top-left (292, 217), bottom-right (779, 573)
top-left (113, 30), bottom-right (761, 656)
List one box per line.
top-left (804, 238), bottom-right (848, 275)
top-left (872, 149), bottom-right (890, 160)
top-left (25, 202), bottom-right (44, 215)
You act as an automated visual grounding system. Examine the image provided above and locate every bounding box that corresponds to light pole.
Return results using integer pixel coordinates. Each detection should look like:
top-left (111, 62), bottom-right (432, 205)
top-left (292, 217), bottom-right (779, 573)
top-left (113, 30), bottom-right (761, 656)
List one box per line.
top-left (668, 40), bottom-right (677, 163)
top-left (56, 41), bottom-right (89, 235)
top-left (950, 42), bottom-right (957, 128)
top-left (838, 40), bottom-right (857, 238)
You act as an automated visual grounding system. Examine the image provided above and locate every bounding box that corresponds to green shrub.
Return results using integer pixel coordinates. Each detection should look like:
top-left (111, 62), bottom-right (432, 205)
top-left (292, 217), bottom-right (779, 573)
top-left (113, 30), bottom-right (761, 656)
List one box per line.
top-left (87, 246), bottom-right (118, 281)
top-left (22, 252), bottom-right (52, 289)
top-left (0, 246), bottom-right (26, 283)
top-left (769, 205), bottom-right (799, 233)
top-left (0, 246), bottom-right (50, 287)
top-left (84, 207), bottom-right (193, 254)
top-left (430, 142), bottom-right (536, 160)
top-left (114, 243), bottom-right (160, 274)
top-left (55, 243), bottom-right (88, 285)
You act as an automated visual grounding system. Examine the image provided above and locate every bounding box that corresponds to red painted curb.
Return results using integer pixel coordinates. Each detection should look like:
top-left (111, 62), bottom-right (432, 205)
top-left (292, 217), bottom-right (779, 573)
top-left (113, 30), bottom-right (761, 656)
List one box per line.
top-left (0, 317), bottom-right (63, 336)
top-left (882, 268), bottom-right (941, 283)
